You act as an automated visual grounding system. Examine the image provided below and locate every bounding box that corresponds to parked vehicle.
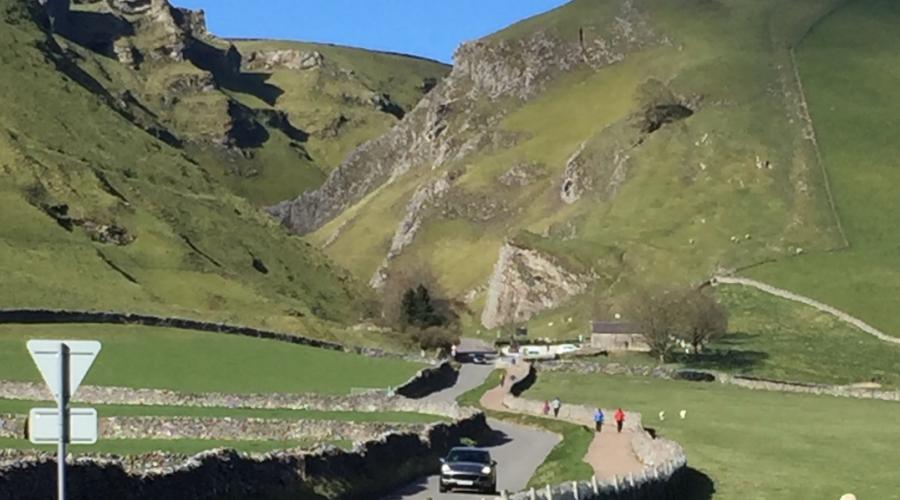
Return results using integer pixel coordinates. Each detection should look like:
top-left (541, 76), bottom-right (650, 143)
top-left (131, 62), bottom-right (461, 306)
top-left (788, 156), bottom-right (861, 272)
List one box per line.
top-left (439, 447), bottom-right (497, 493)
top-left (554, 344), bottom-right (579, 355)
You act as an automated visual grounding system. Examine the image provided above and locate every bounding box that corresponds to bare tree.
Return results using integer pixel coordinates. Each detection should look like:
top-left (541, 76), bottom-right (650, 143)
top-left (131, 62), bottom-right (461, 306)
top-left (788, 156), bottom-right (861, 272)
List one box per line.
top-left (678, 290), bottom-right (729, 354)
top-left (627, 288), bottom-right (683, 363)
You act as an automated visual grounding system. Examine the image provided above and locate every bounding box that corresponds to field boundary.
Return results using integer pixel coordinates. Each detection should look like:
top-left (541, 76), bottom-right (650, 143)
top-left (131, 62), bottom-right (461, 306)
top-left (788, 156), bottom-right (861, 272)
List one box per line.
top-left (0, 309), bottom-right (344, 352)
top-left (712, 277), bottom-right (900, 344)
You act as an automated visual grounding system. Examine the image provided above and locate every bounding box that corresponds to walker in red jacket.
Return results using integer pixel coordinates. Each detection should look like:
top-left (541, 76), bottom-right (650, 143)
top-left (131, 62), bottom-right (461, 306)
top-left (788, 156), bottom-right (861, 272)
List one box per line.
top-left (614, 408), bottom-right (625, 433)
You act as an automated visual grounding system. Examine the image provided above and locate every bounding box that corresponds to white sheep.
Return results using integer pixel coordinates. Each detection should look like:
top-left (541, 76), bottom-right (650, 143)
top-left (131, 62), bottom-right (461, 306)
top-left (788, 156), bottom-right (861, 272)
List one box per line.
top-left (680, 410), bottom-right (687, 419)
top-left (658, 411), bottom-right (666, 421)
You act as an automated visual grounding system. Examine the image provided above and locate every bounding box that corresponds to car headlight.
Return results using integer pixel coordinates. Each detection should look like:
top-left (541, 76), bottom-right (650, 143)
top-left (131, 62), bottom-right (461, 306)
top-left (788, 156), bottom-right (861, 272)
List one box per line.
top-left (441, 464), bottom-right (451, 474)
top-left (481, 466), bottom-right (492, 474)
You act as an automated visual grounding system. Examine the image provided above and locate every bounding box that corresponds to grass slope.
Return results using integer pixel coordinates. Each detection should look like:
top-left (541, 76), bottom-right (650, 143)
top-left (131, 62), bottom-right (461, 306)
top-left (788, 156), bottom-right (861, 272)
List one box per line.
top-left (749, 0), bottom-right (900, 339)
top-left (0, 1), bottom-right (382, 344)
top-left (315, 0), bottom-right (847, 329)
top-left (528, 372), bottom-right (900, 500)
top-left (0, 324), bottom-right (423, 395)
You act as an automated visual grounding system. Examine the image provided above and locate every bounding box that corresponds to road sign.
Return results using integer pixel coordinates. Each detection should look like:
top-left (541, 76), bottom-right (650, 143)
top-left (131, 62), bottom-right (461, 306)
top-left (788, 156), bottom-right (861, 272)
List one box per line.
top-left (27, 339), bottom-right (102, 500)
top-left (27, 340), bottom-right (101, 403)
top-left (28, 408), bottom-right (98, 445)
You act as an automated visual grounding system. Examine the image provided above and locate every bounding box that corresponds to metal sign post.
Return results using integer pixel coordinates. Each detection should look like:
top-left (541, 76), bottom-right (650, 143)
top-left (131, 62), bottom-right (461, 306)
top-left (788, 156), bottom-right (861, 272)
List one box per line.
top-left (27, 340), bottom-right (101, 500)
top-left (57, 343), bottom-right (68, 500)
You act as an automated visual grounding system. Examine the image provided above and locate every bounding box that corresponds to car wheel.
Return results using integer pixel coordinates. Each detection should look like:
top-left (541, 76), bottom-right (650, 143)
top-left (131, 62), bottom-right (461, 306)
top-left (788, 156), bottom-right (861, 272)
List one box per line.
top-left (439, 483), bottom-right (448, 493)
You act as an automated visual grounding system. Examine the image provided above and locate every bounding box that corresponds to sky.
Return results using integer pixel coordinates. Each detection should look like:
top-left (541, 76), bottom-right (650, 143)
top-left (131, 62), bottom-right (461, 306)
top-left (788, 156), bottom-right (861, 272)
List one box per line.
top-left (175, 0), bottom-right (570, 63)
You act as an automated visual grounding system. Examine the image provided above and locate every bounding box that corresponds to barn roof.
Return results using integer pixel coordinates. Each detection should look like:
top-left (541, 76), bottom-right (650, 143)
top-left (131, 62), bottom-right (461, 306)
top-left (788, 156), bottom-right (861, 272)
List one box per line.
top-left (591, 321), bottom-right (640, 334)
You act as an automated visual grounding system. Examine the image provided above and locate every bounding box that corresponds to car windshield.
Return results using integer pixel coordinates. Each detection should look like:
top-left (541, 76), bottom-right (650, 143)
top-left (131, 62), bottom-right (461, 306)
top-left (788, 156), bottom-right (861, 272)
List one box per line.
top-left (447, 449), bottom-right (489, 464)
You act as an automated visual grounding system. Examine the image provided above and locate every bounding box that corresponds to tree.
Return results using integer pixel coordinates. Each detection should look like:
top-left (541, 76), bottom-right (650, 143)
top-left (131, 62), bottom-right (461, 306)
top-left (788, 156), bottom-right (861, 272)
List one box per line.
top-left (627, 288), bottom-right (683, 363)
top-left (413, 326), bottom-right (459, 352)
top-left (678, 291), bottom-right (728, 354)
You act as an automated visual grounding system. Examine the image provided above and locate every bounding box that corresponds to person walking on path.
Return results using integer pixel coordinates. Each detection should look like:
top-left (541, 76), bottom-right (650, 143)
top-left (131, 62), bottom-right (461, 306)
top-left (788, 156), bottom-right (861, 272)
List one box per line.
top-left (551, 397), bottom-right (561, 418)
top-left (615, 408), bottom-right (625, 433)
top-left (593, 408), bottom-right (605, 432)
top-left (542, 400), bottom-right (551, 416)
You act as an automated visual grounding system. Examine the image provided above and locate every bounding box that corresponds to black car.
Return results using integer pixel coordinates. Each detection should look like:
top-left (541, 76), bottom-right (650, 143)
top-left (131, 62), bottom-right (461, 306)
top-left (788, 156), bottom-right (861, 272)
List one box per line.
top-left (439, 446), bottom-right (497, 493)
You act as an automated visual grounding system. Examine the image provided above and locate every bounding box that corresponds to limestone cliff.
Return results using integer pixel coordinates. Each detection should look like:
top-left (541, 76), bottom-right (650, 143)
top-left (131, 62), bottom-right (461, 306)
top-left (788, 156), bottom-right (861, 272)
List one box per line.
top-left (481, 243), bottom-right (590, 329)
top-left (267, 0), bottom-right (668, 235)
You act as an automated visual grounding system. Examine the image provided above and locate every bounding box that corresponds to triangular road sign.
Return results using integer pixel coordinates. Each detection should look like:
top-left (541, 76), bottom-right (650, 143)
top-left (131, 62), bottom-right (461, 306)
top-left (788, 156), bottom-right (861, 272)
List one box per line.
top-left (27, 340), bottom-right (101, 404)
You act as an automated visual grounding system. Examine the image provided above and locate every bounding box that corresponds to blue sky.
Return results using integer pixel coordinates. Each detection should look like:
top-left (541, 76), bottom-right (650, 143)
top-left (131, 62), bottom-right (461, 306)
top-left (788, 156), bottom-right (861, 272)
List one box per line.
top-left (175, 0), bottom-right (570, 63)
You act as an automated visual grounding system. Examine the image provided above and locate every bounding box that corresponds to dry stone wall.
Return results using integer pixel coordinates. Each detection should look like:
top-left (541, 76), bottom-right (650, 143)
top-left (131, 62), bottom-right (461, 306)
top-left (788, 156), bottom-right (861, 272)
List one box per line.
top-left (0, 412), bottom-right (491, 500)
top-left (0, 381), bottom-right (468, 418)
top-left (537, 360), bottom-right (900, 402)
top-left (0, 414), bottom-right (426, 442)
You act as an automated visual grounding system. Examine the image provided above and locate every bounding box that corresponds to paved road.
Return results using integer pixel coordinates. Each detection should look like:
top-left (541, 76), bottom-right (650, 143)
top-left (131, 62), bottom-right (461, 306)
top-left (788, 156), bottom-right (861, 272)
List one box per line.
top-left (382, 339), bottom-right (560, 500)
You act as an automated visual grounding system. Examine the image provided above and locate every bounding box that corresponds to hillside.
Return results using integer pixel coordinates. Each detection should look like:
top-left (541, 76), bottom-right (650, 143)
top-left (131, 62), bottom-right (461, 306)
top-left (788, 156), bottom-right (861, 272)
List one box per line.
top-left (0, 0), bottom-right (420, 344)
top-left (747, 0), bottom-right (900, 338)
top-left (269, 0), bottom-right (853, 335)
top-left (43, 0), bottom-right (449, 207)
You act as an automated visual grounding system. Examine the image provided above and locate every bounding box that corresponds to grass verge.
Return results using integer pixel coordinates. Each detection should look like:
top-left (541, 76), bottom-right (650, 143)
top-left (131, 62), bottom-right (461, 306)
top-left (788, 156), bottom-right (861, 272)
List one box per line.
top-left (456, 369), bottom-right (594, 488)
top-left (526, 372), bottom-right (900, 500)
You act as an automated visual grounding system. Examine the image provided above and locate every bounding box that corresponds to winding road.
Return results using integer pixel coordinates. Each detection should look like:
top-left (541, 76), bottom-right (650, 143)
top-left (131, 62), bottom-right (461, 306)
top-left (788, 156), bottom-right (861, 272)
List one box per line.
top-left (382, 339), bottom-right (561, 500)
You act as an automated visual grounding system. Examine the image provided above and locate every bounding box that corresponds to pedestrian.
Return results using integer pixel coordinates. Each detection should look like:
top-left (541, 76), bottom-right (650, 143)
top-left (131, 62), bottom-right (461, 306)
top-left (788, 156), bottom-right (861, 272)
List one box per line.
top-left (500, 371), bottom-right (506, 386)
top-left (542, 400), bottom-right (550, 416)
top-left (551, 397), bottom-right (561, 418)
top-left (593, 408), bottom-right (604, 432)
top-left (615, 408), bottom-right (625, 433)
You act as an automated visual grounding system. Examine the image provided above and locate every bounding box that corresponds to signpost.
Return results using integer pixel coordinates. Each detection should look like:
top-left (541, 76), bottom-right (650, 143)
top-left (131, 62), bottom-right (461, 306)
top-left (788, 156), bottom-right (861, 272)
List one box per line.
top-left (27, 340), bottom-right (101, 500)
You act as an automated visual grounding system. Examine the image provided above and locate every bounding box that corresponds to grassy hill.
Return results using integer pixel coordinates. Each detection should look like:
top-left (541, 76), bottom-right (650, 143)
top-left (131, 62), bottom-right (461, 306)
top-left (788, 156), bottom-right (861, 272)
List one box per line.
top-left (0, 0), bottom-right (378, 344)
top-left (296, 0), bottom-right (853, 334)
top-left (0, 0), bottom-right (451, 347)
top-left (748, 0), bottom-right (900, 338)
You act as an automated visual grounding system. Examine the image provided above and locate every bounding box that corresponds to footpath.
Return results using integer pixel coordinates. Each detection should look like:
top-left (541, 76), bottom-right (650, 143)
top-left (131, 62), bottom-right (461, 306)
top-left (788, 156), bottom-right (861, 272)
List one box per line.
top-left (479, 362), bottom-right (644, 480)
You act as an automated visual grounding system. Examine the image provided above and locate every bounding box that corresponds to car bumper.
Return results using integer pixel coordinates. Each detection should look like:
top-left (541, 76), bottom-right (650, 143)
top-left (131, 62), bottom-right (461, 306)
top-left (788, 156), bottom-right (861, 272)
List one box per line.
top-left (440, 474), bottom-right (493, 489)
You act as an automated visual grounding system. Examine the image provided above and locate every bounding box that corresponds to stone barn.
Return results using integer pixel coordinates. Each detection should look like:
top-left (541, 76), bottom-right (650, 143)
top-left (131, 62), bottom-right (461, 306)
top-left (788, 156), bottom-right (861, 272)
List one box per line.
top-left (590, 321), bottom-right (650, 352)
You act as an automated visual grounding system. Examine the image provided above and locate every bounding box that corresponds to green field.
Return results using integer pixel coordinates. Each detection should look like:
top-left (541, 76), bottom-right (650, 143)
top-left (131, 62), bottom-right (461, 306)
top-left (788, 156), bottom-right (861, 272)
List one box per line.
top-left (0, 437), bottom-right (350, 455)
top-left (707, 285), bottom-right (900, 387)
top-left (749, 0), bottom-right (900, 340)
top-left (526, 372), bottom-right (900, 500)
top-left (0, 324), bottom-right (423, 395)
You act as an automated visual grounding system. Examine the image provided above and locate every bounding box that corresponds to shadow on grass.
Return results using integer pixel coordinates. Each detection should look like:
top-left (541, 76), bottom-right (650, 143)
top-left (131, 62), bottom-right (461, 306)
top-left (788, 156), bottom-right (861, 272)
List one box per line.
top-left (676, 332), bottom-right (769, 373)
top-left (677, 467), bottom-right (716, 500)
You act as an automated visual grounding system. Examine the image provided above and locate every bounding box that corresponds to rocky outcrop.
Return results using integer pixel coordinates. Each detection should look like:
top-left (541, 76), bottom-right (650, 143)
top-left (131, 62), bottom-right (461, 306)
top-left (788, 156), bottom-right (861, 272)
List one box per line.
top-left (243, 49), bottom-right (324, 71)
top-left (267, 0), bottom-right (671, 235)
top-left (498, 161), bottom-right (545, 187)
top-left (369, 174), bottom-right (451, 288)
top-left (560, 132), bottom-right (632, 205)
top-left (481, 242), bottom-right (590, 328)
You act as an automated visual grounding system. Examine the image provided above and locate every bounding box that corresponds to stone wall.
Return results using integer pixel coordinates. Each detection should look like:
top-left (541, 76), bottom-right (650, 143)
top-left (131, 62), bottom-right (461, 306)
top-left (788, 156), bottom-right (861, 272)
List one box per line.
top-left (0, 412), bottom-right (492, 500)
top-left (395, 361), bottom-right (459, 399)
top-left (537, 360), bottom-right (900, 402)
top-left (721, 374), bottom-right (900, 402)
top-left (0, 381), bottom-right (468, 418)
top-left (0, 414), bottom-right (426, 442)
top-left (0, 308), bottom-right (344, 349)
